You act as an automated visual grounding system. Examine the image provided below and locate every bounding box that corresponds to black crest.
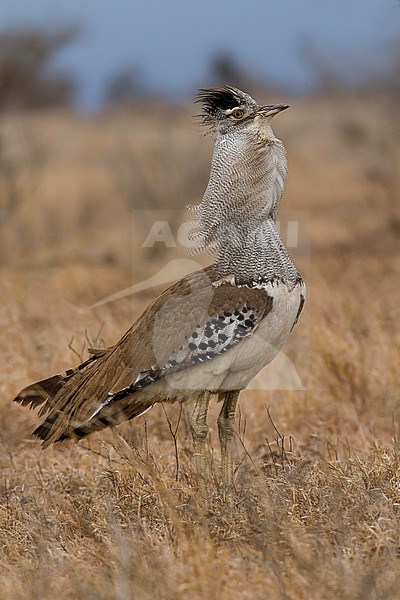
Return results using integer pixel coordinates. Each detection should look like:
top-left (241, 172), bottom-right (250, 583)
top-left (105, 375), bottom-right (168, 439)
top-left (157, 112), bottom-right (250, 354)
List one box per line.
top-left (196, 86), bottom-right (248, 122)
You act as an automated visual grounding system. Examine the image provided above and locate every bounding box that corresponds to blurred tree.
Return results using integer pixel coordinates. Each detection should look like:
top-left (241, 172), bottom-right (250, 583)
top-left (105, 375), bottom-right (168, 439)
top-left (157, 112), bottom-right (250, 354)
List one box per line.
top-left (298, 34), bottom-right (400, 106)
top-left (211, 54), bottom-right (248, 86)
top-left (104, 66), bottom-right (147, 106)
top-left (358, 39), bottom-right (400, 104)
top-left (207, 52), bottom-right (277, 98)
top-left (0, 24), bottom-right (79, 110)
top-left (297, 37), bottom-right (348, 97)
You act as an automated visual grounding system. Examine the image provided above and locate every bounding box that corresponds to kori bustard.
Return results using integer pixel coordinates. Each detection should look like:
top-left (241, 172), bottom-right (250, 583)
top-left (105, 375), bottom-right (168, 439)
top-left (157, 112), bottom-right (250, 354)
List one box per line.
top-left (14, 86), bottom-right (306, 492)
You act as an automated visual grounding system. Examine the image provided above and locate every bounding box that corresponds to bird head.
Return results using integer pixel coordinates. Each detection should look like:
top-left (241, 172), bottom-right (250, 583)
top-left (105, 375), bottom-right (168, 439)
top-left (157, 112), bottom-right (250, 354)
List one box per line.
top-left (196, 85), bottom-right (289, 139)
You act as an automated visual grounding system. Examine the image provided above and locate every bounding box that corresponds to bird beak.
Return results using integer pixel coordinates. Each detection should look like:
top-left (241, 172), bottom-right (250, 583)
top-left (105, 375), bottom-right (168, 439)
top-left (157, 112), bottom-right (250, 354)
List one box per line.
top-left (259, 104), bottom-right (289, 117)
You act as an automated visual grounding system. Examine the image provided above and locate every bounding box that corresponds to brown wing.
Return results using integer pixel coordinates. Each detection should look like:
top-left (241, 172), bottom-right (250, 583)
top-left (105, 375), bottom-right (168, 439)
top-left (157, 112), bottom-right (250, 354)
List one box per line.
top-left (14, 267), bottom-right (272, 445)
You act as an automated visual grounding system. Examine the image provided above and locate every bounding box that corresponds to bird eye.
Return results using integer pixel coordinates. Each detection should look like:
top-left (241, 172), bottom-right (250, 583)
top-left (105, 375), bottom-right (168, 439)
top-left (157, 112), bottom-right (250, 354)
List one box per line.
top-left (230, 108), bottom-right (245, 120)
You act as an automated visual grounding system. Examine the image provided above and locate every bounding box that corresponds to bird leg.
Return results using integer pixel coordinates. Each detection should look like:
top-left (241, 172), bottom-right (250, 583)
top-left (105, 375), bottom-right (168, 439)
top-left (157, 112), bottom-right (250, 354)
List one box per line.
top-left (217, 390), bottom-right (239, 493)
top-left (190, 391), bottom-right (211, 494)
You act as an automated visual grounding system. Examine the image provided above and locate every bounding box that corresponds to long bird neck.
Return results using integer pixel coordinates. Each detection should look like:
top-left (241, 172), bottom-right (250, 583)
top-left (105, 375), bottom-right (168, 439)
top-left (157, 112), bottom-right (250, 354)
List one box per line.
top-left (190, 129), bottom-right (300, 284)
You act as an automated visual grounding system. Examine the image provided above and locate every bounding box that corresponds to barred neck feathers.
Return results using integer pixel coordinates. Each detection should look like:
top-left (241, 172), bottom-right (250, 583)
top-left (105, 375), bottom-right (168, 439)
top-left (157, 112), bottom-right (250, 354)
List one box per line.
top-left (189, 127), bottom-right (299, 284)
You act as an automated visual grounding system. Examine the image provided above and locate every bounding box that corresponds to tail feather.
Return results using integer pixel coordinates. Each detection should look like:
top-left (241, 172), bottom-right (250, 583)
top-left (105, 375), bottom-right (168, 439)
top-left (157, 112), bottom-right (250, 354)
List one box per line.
top-left (14, 374), bottom-right (68, 412)
top-left (13, 355), bottom-right (98, 414)
top-left (34, 396), bottom-right (154, 448)
top-left (13, 353), bottom-right (106, 443)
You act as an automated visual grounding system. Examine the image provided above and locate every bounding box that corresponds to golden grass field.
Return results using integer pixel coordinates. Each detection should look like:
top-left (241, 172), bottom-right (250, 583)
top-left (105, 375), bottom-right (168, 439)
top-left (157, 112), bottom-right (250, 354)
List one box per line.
top-left (0, 96), bottom-right (399, 599)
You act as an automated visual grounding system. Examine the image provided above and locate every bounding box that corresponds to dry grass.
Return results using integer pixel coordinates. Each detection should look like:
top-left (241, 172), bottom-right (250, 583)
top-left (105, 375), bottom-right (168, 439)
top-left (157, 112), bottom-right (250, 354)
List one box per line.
top-left (0, 97), bottom-right (399, 599)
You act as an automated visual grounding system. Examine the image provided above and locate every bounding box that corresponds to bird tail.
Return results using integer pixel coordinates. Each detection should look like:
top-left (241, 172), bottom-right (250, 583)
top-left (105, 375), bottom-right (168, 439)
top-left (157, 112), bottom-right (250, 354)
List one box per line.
top-left (33, 396), bottom-right (155, 447)
top-left (13, 349), bottom-right (107, 415)
top-left (14, 346), bottom-right (155, 447)
top-left (14, 373), bottom-right (67, 415)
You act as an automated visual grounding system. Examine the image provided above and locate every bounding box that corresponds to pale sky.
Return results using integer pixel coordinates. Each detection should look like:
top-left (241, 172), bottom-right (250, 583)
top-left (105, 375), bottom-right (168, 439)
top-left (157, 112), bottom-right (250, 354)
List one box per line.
top-left (0, 0), bottom-right (399, 108)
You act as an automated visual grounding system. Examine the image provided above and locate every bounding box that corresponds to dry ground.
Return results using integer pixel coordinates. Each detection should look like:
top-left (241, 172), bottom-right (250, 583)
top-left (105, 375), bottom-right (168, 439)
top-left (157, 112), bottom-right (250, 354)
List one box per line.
top-left (0, 96), bottom-right (399, 599)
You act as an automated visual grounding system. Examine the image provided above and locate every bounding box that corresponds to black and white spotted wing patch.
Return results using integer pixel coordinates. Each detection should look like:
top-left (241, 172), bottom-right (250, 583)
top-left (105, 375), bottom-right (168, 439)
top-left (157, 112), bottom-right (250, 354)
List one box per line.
top-left (107, 305), bottom-right (261, 403)
top-left (167, 304), bottom-right (259, 366)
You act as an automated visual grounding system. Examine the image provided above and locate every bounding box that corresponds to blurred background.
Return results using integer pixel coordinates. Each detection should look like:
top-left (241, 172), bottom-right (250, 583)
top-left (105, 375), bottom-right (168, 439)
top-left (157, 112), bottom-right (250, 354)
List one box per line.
top-left (0, 0), bottom-right (399, 269)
